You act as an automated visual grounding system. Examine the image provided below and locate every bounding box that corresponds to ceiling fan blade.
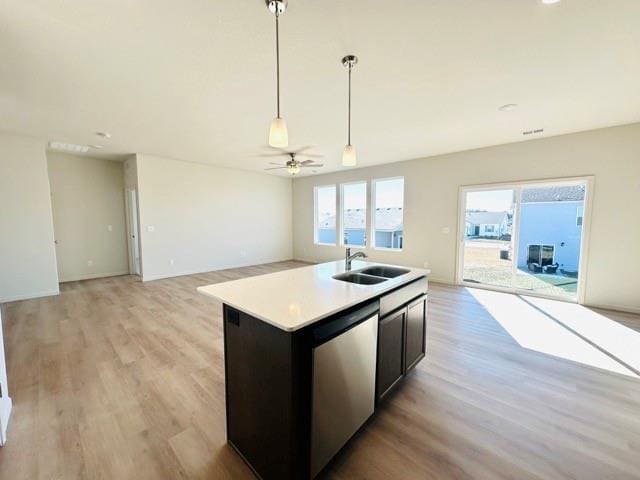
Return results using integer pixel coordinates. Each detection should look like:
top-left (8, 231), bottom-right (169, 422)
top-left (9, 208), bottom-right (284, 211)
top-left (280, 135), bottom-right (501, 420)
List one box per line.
top-left (300, 163), bottom-right (324, 168)
top-left (289, 145), bottom-right (314, 154)
top-left (289, 146), bottom-right (323, 157)
top-left (269, 162), bottom-right (285, 166)
top-left (264, 167), bottom-right (287, 170)
top-left (299, 159), bottom-right (314, 165)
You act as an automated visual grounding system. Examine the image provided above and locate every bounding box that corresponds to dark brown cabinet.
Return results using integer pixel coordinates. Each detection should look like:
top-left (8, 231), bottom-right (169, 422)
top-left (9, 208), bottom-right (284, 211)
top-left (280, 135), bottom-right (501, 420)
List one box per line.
top-left (376, 294), bottom-right (428, 402)
top-left (376, 308), bottom-right (406, 400)
top-left (405, 295), bottom-right (427, 372)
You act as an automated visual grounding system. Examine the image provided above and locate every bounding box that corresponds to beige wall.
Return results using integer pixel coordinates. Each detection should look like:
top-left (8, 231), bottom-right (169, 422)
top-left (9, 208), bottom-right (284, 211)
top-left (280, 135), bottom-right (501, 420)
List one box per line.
top-left (136, 154), bottom-right (293, 281)
top-left (47, 152), bottom-right (128, 282)
top-left (0, 133), bottom-right (59, 302)
top-left (292, 123), bottom-right (640, 313)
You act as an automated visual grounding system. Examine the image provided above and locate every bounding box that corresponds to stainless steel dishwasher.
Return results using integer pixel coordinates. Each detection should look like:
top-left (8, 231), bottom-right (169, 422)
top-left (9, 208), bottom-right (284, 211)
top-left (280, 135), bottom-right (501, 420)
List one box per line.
top-left (310, 301), bottom-right (379, 478)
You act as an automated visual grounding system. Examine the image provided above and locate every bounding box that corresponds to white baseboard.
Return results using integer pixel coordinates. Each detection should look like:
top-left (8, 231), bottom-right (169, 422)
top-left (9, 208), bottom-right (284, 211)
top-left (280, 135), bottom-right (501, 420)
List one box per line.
top-left (0, 288), bottom-right (59, 304)
top-left (0, 396), bottom-right (12, 446)
top-left (141, 257), bottom-right (294, 282)
top-left (59, 271), bottom-right (129, 283)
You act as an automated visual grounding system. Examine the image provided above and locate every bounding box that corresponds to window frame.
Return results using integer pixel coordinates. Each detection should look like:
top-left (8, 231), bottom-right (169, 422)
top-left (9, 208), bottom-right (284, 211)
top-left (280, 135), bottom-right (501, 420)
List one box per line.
top-left (339, 180), bottom-right (368, 248)
top-left (371, 176), bottom-right (405, 252)
top-left (313, 184), bottom-right (337, 246)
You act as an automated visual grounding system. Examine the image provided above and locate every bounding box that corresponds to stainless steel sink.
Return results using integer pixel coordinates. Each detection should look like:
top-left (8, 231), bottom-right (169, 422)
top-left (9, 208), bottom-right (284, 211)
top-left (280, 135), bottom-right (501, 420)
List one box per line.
top-left (358, 266), bottom-right (410, 278)
top-left (332, 272), bottom-right (388, 285)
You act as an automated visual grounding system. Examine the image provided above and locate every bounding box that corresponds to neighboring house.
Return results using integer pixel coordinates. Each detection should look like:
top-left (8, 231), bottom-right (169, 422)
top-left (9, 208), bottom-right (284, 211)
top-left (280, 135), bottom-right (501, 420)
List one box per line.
top-left (517, 185), bottom-right (585, 272)
top-left (465, 211), bottom-right (509, 238)
top-left (317, 208), bottom-right (403, 248)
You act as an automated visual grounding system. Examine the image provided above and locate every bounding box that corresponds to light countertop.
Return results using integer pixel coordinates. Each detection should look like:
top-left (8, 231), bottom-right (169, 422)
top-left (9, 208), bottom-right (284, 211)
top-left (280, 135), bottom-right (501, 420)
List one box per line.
top-left (197, 260), bottom-right (430, 332)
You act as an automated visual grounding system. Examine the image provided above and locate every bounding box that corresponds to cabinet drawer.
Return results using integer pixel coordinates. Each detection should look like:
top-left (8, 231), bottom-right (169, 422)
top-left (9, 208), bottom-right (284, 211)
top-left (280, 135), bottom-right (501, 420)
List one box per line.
top-left (379, 277), bottom-right (428, 317)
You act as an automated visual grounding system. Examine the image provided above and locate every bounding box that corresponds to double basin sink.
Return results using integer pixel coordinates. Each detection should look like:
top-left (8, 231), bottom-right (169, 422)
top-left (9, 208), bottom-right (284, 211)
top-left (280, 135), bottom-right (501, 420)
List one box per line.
top-left (333, 266), bottom-right (410, 285)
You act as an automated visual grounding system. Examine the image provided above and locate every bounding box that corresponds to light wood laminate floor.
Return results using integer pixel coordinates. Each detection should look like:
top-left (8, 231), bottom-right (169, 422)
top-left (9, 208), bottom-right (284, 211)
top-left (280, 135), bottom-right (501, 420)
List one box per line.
top-left (1, 261), bottom-right (639, 479)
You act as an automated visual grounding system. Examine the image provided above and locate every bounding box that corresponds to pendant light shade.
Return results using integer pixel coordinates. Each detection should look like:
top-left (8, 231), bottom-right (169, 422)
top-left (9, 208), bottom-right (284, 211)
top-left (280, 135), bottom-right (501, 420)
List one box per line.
top-left (341, 55), bottom-right (358, 167)
top-left (269, 117), bottom-right (289, 148)
top-left (342, 144), bottom-right (357, 166)
top-left (267, 0), bottom-right (288, 148)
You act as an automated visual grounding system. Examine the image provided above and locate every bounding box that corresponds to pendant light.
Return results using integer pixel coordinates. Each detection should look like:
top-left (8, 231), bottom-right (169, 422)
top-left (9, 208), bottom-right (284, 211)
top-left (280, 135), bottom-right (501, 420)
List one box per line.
top-left (342, 55), bottom-right (358, 166)
top-left (267, 0), bottom-right (289, 148)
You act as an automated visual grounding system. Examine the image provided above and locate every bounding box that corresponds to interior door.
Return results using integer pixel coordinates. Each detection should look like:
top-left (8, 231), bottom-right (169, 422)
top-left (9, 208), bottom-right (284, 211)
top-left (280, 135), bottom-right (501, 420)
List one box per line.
top-left (126, 189), bottom-right (141, 275)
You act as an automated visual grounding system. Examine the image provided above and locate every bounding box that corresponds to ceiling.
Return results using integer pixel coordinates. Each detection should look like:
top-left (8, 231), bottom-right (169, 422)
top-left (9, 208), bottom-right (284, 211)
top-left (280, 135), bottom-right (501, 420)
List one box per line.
top-left (2, 0), bottom-right (639, 176)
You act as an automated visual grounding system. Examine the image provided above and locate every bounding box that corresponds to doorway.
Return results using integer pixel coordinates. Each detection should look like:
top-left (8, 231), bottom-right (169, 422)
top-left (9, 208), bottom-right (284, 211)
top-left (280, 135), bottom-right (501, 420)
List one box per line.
top-left (457, 177), bottom-right (592, 302)
top-left (125, 189), bottom-right (141, 276)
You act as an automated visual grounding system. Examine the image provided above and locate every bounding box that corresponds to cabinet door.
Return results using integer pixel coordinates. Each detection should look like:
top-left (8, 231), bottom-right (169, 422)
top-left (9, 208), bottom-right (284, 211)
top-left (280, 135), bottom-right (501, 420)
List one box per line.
top-left (376, 309), bottom-right (406, 401)
top-left (405, 295), bottom-right (427, 372)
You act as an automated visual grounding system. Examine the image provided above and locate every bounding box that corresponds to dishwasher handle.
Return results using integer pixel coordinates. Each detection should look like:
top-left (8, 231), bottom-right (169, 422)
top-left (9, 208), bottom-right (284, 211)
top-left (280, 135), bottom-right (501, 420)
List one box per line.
top-left (312, 300), bottom-right (379, 346)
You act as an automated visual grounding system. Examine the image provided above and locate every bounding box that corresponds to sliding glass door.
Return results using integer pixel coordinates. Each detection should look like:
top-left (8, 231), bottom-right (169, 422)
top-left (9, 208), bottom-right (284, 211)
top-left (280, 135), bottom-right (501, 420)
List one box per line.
top-left (459, 179), bottom-right (589, 302)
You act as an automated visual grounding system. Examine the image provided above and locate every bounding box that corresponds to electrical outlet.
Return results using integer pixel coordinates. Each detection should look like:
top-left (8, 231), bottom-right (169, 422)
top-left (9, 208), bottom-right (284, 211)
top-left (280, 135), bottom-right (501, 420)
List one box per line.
top-left (240, 250), bottom-right (247, 258)
top-left (87, 260), bottom-right (93, 267)
top-left (107, 225), bottom-right (113, 232)
top-left (147, 225), bottom-right (155, 232)
top-left (169, 259), bottom-right (174, 266)
top-left (441, 227), bottom-right (450, 234)
top-left (423, 261), bottom-right (429, 269)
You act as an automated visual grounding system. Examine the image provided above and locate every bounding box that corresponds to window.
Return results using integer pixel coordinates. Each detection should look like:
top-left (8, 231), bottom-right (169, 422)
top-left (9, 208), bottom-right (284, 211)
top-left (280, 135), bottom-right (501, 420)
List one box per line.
top-left (341, 182), bottom-right (367, 247)
top-left (314, 185), bottom-right (336, 245)
top-left (576, 206), bottom-right (584, 227)
top-left (485, 225), bottom-right (495, 233)
top-left (372, 177), bottom-right (404, 250)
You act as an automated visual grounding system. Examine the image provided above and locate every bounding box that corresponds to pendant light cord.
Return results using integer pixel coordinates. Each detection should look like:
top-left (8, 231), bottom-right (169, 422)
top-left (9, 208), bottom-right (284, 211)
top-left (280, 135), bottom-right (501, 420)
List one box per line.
top-left (347, 64), bottom-right (352, 145)
top-left (275, 10), bottom-right (281, 118)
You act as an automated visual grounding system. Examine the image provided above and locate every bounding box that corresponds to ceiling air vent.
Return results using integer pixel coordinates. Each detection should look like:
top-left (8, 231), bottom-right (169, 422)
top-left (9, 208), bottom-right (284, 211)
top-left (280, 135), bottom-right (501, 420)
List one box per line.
top-left (522, 128), bottom-right (544, 136)
top-left (48, 141), bottom-right (90, 153)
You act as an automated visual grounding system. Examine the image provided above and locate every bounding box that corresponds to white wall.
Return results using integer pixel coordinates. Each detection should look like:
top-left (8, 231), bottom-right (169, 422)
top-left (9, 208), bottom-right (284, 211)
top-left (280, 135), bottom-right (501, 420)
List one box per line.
top-left (0, 133), bottom-right (59, 302)
top-left (136, 154), bottom-right (293, 281)
top-left (292, 123), bottom-right (640, 313)
top-left (47, 152), bottom-right (129, 282)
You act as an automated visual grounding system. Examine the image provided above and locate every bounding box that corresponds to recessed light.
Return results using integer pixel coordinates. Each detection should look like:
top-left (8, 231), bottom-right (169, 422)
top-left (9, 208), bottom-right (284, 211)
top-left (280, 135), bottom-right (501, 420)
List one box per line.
top-left (541, 0), bottom-right (560, 4)
top-left (89, 144), bottom-right (104, 149)
top-left (498, 103), bottom-right (518, 112)
top-left (95, 131), bottom-right (111, 139)
top-left (48, 141), bottom-right (90, 153)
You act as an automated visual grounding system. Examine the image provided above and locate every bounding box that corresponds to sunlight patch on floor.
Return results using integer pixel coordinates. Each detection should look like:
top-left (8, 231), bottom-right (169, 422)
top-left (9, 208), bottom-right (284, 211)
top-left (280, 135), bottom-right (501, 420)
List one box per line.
top-left (466, 288), bottom-right (637, 378)
top-left (524, 297), bottom-right (640, 374)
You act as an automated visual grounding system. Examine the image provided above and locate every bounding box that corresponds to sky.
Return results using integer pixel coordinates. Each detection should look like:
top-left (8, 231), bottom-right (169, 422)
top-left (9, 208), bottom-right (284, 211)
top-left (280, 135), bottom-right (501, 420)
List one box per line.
top-left (316, 179), bottom-right (405, 219)
top-left (466, 189), bottom-right (514, 212)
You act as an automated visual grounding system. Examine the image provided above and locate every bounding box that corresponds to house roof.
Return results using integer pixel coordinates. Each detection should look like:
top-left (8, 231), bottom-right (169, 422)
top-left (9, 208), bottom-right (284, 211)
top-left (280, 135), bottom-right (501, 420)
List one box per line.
top-left (521, 185), bottom-right (585, 203)
top-left (466, 211), bottom-right (508, 226)
top-left (318, 208), bottom-right (403, 231)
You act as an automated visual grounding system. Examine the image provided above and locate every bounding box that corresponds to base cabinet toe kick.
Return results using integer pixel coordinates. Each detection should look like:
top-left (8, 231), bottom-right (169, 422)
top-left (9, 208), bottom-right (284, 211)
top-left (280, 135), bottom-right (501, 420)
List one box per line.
top-left (222, 276), bottom-right (428, 479)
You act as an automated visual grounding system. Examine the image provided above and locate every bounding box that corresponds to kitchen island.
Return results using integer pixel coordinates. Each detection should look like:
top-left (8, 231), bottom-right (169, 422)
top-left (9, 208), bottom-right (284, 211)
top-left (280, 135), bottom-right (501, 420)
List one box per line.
top-left (198, 260), bottom-right (429, 479)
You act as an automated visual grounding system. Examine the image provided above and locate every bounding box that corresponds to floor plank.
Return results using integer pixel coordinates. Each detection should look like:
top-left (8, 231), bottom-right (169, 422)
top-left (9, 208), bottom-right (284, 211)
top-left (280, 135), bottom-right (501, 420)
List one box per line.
top-left (1, 260), bottom-right (639, 479)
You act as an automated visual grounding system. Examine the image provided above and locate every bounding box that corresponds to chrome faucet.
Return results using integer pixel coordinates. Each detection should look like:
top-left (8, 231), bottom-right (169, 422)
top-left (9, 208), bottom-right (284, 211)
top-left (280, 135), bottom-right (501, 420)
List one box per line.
top-left (345, 247), bottom-right (368, 271)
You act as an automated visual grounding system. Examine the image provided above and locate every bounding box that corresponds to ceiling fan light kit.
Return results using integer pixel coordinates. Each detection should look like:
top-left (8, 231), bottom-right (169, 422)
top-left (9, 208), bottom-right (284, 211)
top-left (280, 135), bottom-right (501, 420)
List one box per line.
top-left (267, 0), bottom-right (289, 148)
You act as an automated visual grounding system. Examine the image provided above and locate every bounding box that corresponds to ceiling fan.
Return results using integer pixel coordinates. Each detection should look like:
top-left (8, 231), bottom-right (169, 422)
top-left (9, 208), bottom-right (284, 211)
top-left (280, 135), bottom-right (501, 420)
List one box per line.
top-left (262, 150), bottom-right (324, 175)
